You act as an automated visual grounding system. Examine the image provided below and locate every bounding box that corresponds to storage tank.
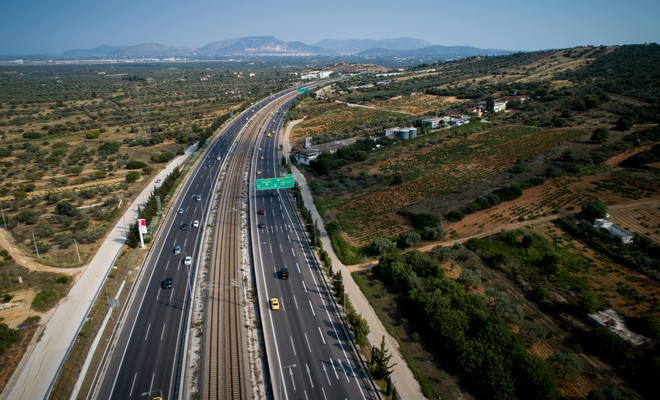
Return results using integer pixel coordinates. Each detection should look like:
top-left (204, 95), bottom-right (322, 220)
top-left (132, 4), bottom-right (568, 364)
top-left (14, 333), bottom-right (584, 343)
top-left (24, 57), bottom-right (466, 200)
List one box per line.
top-left (398, 128), bottom-right (410, 140)
top-left (409, 127), bottom-right (417, 139)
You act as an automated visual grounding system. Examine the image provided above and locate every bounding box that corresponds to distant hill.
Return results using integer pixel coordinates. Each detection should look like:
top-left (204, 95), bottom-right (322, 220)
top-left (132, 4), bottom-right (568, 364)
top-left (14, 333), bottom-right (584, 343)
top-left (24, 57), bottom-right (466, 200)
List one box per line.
top-left (61, 43), bottom-right (195, 59)
top-left (315, 38), bottom-right (432, 54)
top-left (355, 45), bottom-right (514, 62)
top-left (37, 36), bottom-right (513, 61)
top-left (197, 36), bottom-right (326, 56)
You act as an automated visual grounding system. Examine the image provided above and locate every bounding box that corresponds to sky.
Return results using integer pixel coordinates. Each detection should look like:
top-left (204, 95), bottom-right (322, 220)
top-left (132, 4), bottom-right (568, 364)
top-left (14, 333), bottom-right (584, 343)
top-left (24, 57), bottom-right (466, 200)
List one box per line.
top-left (1, 0), bottom-right (659, 55)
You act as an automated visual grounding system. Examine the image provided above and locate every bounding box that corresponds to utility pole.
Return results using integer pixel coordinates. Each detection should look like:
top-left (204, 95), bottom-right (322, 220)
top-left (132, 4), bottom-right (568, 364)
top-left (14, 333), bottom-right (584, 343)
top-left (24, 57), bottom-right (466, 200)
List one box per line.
top-left (0, 208), bottom-right (7, 229)
top-left (32, 231), bottom-right (39, 258)
top-left (74, 239), bottom-right (81, 263)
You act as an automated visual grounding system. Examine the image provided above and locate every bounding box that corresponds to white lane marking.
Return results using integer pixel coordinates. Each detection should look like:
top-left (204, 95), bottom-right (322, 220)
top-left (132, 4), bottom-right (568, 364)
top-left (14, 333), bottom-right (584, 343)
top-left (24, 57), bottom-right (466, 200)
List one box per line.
top-left (269, 244), bottom-right (273, 254)
top-left (306, 363), bottom-right (314, 388)
top-left (169, 289), bottom-right (174, 302)
top-left (290, 336), bottom-right (297, 356)
top-left (322, 362), bottom-right (332, 385)
top-left (157, 288), bottom-right (161, 299)
top-left (144, 323), bottom-right (151, 341)
top-left (321, 387), bottom-right (328, 400)
top-left (129, 373), bottom-right (137, 397)
top-left (149, 372), bottom-right (155, 396)
top-left (287, 234), bottom-right (291, 243)
top-left (165, 260), bottom-right (170, 271)
top-left (304, 332), bottom-right (312, 352)
top-left (279, 242), bottom-right (283, 252)
top-left (296, 262), bottom-right (301, 273)
top-left (308, 300), bottom-right (315, 316)
top-left (338, 358), bottom-right (350, 382)
top-left (330, 358), bottom-right (339, 379)
top-left (184, 238), bottom-right (187, 247)
top-left (160, 323), bottom-right (166, 341)
top-left (317, 326), bottom-right (326, 344)
top-left (289, 367), bottom-right (297, 391)
top-left (291, 247), bottom-right (295, 257)
top-left (293, 295), bottom-right (299, 310)
top-left (302, 280), bottom-right (308, 293)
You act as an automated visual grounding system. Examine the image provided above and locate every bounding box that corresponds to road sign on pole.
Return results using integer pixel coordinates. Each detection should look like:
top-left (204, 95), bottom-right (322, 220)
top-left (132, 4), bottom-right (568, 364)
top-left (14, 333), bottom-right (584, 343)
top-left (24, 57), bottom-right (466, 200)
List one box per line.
top-left (256, 174), bottom-right (295, 190)
top-left (297, 87), bottom-right (310, 93)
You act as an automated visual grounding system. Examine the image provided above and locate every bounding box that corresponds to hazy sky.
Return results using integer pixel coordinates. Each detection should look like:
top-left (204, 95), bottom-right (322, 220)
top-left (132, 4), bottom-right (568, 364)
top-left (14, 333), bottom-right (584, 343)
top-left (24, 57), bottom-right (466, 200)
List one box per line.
top-left (1, 0), bottom-right (659, 55)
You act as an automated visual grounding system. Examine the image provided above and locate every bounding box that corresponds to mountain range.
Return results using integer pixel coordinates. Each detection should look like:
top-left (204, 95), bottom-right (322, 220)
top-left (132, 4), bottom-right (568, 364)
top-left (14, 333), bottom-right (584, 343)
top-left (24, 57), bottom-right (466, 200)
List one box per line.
top-left (55, 36), bottom-right (513, 62)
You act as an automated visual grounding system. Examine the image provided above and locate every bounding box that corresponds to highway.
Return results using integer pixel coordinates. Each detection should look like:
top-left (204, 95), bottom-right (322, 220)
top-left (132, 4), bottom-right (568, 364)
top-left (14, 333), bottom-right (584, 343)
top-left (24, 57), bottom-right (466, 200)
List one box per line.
top-left (250, 107), bottom-right (378, 399)
top-left (90, 79), bottom-right (374, 400)
top-left (90, 93), bottom-right (285, 400)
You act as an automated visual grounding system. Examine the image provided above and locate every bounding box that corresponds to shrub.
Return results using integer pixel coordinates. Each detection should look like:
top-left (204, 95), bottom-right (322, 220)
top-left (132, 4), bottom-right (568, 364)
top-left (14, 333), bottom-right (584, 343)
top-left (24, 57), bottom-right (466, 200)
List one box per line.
top-left (126, 160), bottom-right (148, 170)
top-left (446, 210), bottom-right (464, 222)
top-left (125, 171), bottom-right (141, 183)
top-left (0, 323), bottom-right (21, 355)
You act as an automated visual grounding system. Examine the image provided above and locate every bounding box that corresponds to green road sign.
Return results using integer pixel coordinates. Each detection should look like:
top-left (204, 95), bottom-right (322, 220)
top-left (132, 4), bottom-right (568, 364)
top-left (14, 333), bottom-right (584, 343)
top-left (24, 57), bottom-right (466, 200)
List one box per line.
top-left (256, 174), bottom-right (295, 190)
top-left (297, 88), bottom-right (310, 93)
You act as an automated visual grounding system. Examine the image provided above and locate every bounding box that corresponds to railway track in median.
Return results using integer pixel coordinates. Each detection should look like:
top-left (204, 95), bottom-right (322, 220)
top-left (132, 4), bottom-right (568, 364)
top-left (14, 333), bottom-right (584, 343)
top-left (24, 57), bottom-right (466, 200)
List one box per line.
top-left (201, 93), bottom-right (296, 400)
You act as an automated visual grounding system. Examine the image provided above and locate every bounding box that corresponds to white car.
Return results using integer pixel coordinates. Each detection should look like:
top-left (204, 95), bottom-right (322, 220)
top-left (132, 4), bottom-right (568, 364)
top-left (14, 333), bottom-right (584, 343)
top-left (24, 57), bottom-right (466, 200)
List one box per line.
top-left (192, 220), bottom-right (199, 228)
top-left (184, 256), bottom-right (192, 266)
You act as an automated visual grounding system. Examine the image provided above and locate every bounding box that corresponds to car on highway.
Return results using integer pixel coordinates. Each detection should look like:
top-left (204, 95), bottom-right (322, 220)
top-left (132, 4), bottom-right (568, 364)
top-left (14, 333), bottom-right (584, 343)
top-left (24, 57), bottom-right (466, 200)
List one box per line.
top-left (258, 223), bottom-right (265, 229)
top-left (193, 194), bottom-right (201, 201)
top-left (258, 147), bottom-right (262, 151)
top-left (161, 277), bottom-right (173, 289)
top-left (280, 267), bottom-right (289, 279)
top-left (178, 207), bottom-right (185, 214)
top-left (173, 245), bottom-right (181, 255)
top-left (256, 170), bottom-right (261, 175)
top-left (180, 222), bottom-right (188, 230)
top-left (184, 256), bottom-right (192, 266)
top-left (270, 298), bottom-right (280, 310)
top-left (259, 155), bottom-right (264, 160)
top-left (257, 210), bottom-right (265, 215)
top-left (216, 156), bottom-right (221, 161)
top-left (271, 192), bottom-right (277, 196)
top-left (192, 220), bottom-right (200, 228)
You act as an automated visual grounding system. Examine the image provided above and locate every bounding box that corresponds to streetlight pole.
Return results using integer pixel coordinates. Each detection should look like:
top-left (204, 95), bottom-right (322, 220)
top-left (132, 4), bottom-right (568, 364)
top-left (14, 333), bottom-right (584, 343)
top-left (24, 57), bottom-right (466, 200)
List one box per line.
top-left (280, 363), bottom-right (297, 400)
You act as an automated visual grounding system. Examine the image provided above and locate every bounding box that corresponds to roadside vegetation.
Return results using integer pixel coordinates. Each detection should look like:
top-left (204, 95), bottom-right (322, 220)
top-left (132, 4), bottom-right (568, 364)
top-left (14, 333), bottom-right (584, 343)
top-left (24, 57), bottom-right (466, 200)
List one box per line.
top-left (0, 62), bottom-right (298, 267)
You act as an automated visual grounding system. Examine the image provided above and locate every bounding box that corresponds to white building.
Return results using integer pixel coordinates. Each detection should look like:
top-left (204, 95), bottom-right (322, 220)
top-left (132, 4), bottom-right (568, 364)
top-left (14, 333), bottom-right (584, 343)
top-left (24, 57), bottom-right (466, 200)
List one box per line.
top-left (493, 100), bottom-right (507, 113)
top-left (300, 71), bottom-right (333, 80)
top-left (594, 219), bottom-right (634, 244)
top-left (588, 309), bottom-right (649, 345)
top-left (293, 148), bottom-right (320, 165)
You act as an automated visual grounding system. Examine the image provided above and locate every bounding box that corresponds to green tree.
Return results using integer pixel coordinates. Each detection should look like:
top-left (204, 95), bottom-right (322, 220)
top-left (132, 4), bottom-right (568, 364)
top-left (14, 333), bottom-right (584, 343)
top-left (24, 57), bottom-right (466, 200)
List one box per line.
top-left (459, 268), bottom-right (481, 290)
top-left (372, 335), bottom-right (396, 380)
top-left (347, 310), bottom-right (369, 345)
top-left (591, 127), bottom-right (610, 143)
top-left (577, 199), bottom-right (608, 222)
top-left (125, 171), bottom-right (141, 183)
top-left (398, 231), bottom-right (421, 248)
top-left (371, 238), bottom-right (397, 255)
top-left (55, 201), bottom-right (79, 217)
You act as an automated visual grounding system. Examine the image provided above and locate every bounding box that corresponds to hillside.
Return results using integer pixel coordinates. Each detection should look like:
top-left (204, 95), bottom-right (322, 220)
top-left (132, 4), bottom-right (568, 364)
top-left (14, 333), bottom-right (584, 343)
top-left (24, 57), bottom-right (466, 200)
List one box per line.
top-left (292, 44), bottom-right (659, 399)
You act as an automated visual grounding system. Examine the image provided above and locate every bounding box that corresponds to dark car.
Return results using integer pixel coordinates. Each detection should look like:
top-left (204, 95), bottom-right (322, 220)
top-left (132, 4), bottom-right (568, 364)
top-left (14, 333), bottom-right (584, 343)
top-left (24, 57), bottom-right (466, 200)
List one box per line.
top-left (258, 223), bottom-right (265, 229)
top-left (180, 222), bottom-right (188, 230)
top-left (280, 267), bottom-right (289, 279)
top-left (161, 277), bottom-right (173, 289)
top-left (257, 210), bottom-right (265, 215)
